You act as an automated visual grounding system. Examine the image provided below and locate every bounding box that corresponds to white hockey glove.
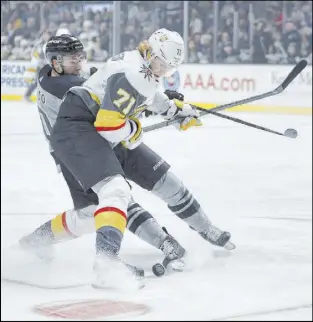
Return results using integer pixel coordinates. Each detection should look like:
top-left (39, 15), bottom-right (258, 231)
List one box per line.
top-left (166, 99), bottom-right (203, 131)
top-left (121, 117), bottom-right (143, 150)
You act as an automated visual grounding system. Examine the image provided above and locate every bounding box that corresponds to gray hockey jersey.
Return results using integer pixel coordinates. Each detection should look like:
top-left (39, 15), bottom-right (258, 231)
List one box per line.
top-left (36, 64), bottom-right (87, 141)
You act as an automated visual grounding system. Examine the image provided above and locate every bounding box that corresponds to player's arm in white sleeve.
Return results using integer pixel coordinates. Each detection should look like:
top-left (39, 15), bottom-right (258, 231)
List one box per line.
top-left (94, 73), bottom-right (147, 149)
top-left (147, 90), bottom-right (203, 131)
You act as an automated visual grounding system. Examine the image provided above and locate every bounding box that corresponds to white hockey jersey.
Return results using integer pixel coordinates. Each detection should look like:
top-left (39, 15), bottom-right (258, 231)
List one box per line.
top-left (68, 49), bottom-right (172, 144)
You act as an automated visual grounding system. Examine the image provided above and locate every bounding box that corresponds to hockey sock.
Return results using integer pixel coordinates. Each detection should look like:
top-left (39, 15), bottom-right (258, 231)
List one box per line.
top-left (152, 171), bottom-right (211, 233)
top-left (127, 200), bottom-right (168, 249)
top-left (92, 175), bottom-right (130, 256)
top-left (94, 206), bottom-right (127, 255)
top-left (19, 211), bottom-right (79, 248)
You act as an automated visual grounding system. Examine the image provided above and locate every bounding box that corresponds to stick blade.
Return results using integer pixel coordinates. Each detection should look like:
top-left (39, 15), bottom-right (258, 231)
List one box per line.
top-left (281, 60), bottom-right (307, 90)
top-left (284, 128), bottom-right (298, 139)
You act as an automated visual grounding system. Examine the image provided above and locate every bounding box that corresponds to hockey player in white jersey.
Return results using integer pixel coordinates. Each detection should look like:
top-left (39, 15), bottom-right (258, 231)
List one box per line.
top-left (43, 29), bottom-right (235, 289)
top-left (19, 34), bottom-right (186, 283)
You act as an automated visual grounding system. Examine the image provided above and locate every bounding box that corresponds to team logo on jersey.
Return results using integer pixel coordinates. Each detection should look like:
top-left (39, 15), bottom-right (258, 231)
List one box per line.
top-left (139, 64), bottom-right (153, 81)
top-left (163, 70), bottom-right (180, 91)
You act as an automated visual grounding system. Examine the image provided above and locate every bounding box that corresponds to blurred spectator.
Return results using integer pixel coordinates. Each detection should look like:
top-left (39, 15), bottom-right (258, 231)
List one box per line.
top-left (187, 39), bottom-right (199, 63)
top-left (252, 19), bottom-right (273, 63)
top-left (1, 0), bottom-right (312, 64)
top-left (266, 31), bottom-right (287, 64)
top-left (282, 21), bottom-right (302, 50)
top-left (217, 42), bottom-right (241, 63)
top-left (286, 42), bottom-right (299, 64)
top-left (89, 36), bottom-right (108, 62)
top-left (189, 8), bottom-right (203, 34)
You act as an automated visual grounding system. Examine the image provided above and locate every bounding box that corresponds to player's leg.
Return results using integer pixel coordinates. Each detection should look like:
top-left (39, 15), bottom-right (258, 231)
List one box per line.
top-left (127, 196), bottom-right (185, 269)
top-left (20, 153), bottom-right (183, 273)
top-left (50, 92), bottom-right (142, 288)
top-left (152, 170), bottom-right (235, 249)
top-left (19, 163), bottom-right (99, 254)
top-left (20, 156), bottom-right (181, 257)
top-left (51, 100), bottom-right (129, 256)
top-left (116, 143), bottom-right (186, 266)
top-left (120, 143), bottom-right (234, 249)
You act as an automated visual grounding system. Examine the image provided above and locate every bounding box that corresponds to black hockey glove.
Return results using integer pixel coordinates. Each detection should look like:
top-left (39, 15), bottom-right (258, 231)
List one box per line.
top-left (144, 110), bottom-right (153, 118)
top-left (90, 67), bottom-right (98, 75)
top-left (164, 90), bottom-right (184, 102)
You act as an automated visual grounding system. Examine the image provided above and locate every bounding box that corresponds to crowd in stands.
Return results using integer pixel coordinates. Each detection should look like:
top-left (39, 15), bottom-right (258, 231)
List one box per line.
top-left (1, 0), bottom-right (312, 64)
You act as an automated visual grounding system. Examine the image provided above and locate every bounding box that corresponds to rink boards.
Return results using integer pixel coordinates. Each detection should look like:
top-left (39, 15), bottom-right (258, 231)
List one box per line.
top-left (1, 60), bottom-right (312, 115)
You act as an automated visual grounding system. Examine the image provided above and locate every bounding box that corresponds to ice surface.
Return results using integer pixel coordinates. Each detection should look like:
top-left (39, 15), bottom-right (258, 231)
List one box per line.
top-left (1, 101), bottom-right (312, 320)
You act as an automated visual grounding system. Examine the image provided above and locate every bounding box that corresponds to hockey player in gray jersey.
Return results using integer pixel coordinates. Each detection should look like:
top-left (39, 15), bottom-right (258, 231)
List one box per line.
top-left (19, 35), bottom-right (186, 282)
top-left (40, 29), bottom-right (235, 289)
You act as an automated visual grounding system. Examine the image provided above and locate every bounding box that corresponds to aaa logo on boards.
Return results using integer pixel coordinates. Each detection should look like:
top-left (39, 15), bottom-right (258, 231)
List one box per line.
top-left (163, 70), bottom-right (180, 91)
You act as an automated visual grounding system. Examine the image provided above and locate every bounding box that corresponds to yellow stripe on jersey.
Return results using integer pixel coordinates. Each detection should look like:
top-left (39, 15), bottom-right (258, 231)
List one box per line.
top-left (94, 109), bottom-right (126, 131)
top-left (94, 207), bottom-right (127, 233)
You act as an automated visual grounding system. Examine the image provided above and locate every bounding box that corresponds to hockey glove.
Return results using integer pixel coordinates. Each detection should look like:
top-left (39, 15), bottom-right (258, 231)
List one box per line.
top-left (144, 109), bottom-right (153, 118)
top-left (90, 67), bottom-right (98, 75)
top-left (121, 117), bottom-right (143, 149)
top-left (167, 99), bottom-right (202, 131)
top-left (164, 89), bottom-right (184, 102)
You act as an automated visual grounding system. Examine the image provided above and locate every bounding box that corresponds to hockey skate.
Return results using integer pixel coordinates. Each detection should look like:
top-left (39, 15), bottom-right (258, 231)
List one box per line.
top-left (92, 252), bottom-right (145, 291)
top-left (159, 227), bottom-right (186, 272)
top-left (198, 224), bottom-right (236, 250)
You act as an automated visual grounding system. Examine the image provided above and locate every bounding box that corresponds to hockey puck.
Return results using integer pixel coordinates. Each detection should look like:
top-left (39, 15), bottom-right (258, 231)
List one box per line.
top-left (284, 128), bottom-right (298, 138)
top-left (152, 263), bottom-right (165, 277)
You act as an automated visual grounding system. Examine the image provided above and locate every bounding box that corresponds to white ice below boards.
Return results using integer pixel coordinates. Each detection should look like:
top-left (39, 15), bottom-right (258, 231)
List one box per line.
top-left (1, 101), bottom-right (312, 320)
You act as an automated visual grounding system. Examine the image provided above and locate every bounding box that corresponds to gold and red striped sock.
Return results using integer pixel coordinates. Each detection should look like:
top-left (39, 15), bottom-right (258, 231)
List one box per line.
top-left (51, 211), bottom-right (77, 242)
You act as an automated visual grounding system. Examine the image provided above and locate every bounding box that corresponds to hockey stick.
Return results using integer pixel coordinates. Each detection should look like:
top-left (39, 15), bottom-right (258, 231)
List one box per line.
top-left (143, 59), bottom-right (307, 135)
top-left (190, 104), bottom-right (298, 138)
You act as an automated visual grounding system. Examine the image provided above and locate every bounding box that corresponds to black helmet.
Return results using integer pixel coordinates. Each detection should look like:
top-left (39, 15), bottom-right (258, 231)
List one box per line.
top-left (45, 34), bottom-right (86, 74)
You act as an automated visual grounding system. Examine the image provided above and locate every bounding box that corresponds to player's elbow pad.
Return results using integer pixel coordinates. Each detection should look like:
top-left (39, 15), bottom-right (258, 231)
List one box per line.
top-left (97, 120), bottom-right (132, 144)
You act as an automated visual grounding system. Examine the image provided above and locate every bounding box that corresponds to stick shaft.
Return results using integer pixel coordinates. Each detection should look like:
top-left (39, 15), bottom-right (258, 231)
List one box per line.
top-left (143, 60), bottom-right (307, 133)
